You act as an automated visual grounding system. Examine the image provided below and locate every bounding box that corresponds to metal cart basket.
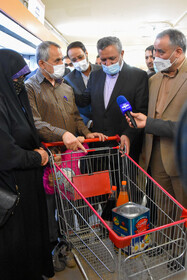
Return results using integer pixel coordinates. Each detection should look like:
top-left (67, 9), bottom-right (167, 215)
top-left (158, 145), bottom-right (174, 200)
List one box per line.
top-left (44, 136), bottom-right (187, 280)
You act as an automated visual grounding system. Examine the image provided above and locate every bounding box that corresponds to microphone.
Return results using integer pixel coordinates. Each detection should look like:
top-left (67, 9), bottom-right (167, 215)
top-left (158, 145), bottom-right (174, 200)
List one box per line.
top-left (116, 95), bottom-right (137, 128)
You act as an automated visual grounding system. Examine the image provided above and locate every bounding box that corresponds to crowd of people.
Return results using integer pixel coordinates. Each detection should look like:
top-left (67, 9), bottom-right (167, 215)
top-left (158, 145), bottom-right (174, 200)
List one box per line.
top-left (0, 28), bottom-right (186, 280)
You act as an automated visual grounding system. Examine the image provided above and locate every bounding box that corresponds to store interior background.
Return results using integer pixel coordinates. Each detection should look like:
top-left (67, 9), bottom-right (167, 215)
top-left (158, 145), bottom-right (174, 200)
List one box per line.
top-left (0, 1), bottom-right (187, 279)
top-left (0, 0), bottom-right (187, 72)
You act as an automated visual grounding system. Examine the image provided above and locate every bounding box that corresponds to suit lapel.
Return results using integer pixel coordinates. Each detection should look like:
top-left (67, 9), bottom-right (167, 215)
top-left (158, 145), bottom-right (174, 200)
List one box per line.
top-left (148, 73), bottom-right (163, 118)
top-left (96, 71), bottom-right (106, 111)
top-left (162, 61), bottom-right (187, 113)
top-left (74, 70), bottom-right (86, 92)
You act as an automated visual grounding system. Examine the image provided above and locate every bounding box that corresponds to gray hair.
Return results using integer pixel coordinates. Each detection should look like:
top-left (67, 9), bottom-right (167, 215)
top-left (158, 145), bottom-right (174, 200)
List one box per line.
top-left (97, 36), bottom-right (122, 53)
top-left (36, 41), bottom-right (61, 64)
top-left (156, 29), bottom-right (186, 53)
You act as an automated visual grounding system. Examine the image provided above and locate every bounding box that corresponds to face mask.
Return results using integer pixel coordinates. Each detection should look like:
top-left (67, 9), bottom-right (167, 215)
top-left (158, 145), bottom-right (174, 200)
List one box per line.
top-left (13, 76), bottom-right (25, 95)
top-left (102, 61), bottom-right (121, 75)
top-left (67, 66), bottom-right (74, 72)
top-left (153, 49), bottom-right (177, 73)
top-left (44, 62), bottom-right (65, 79)
top-left (73, 58), bottom-right (89, 72)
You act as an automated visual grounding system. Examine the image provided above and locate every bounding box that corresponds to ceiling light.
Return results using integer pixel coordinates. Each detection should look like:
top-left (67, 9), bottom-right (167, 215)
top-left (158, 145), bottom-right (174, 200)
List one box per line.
top-left (0, 10), bottom-right (42, 49)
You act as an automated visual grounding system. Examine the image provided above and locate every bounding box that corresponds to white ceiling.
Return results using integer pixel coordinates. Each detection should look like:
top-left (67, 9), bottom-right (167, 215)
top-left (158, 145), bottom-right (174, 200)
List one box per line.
top-left (42, 0), bottom-right (187, 68)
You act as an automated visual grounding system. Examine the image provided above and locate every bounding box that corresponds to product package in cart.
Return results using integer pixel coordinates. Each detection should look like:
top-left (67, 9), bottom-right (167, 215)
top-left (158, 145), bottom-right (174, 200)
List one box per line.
top-left (112, 202), bottom-right (151, 255)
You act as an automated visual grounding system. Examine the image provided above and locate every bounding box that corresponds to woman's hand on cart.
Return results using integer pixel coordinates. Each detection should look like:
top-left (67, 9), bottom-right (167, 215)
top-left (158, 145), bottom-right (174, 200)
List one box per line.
top-left (62, 131), bottom-right (87, 153)
top-left (120, 135), bottom-right (130, 155)
top-left (86, 132), bottom-right (108, 142)
top-left (34, 147), bottom-right (49, 166)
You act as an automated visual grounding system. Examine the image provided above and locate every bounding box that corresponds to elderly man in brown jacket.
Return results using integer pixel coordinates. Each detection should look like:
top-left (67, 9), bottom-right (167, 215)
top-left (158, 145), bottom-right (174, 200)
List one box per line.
top-left (25, 41), bottom-right (105, 150)
top-left (25, 41), bottom-right (106, 265)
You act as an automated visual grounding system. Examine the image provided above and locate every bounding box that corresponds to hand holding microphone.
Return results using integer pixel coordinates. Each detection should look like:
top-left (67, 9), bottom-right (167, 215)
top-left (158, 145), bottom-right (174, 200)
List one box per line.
top-left (125, 112), bottom-right (147, 128)
top-left (116, 95), bottom-right (137, 128)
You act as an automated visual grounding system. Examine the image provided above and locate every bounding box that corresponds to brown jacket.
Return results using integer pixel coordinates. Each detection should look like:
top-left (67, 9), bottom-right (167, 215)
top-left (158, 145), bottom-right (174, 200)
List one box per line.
top-left (25, 70), bottom-right (90, 142)
top-left (145, 59), bottom-right (187, 176)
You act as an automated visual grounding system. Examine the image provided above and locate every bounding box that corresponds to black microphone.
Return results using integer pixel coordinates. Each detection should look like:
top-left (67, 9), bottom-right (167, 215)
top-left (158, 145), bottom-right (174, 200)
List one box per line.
top-left (116, 95), bottom-right (137, 128)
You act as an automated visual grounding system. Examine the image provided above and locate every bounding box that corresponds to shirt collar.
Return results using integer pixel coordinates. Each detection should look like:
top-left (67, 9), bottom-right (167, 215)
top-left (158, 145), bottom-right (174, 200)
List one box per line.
top-left (36, 69), bottom-right (45, 84)
top-left (36, 69), bottom-right (62, 85)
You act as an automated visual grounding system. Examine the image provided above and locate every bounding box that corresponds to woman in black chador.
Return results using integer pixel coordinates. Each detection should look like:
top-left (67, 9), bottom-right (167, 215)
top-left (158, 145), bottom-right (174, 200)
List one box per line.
top-left (0, 49), bottom-right (54, 279)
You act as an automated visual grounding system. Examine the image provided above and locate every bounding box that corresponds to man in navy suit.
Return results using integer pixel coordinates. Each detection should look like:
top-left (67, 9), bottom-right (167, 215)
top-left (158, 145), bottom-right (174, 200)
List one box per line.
top-left (64, 41), bottom-right (101, 126)
top-left (84, 36), bottom-right (148, 162)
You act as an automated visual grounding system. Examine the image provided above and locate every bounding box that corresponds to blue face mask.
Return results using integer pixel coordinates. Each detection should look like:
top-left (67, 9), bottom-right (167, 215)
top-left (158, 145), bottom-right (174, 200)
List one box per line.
top-left (102, 61), bottom-right (121, 75)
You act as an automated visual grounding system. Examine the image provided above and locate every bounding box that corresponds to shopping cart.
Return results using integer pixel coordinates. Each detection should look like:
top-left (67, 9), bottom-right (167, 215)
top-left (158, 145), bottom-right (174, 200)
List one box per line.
top-left (43, 136), bottom-right (187, 280)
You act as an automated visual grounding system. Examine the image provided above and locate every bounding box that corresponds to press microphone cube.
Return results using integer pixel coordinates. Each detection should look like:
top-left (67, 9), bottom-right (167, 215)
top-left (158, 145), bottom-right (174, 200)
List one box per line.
top-left (117, 97), bottom-right (132, 114)
top-left (116, 95), bottom-right (137, 128)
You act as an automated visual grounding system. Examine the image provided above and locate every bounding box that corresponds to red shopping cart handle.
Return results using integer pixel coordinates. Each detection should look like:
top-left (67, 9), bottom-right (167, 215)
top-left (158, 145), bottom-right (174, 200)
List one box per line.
top-left (42, 134), bottom-right (120, 148)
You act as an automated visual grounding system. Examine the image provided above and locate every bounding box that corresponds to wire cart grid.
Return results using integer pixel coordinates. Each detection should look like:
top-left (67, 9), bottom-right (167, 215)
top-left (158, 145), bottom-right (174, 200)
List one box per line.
top-left (44, 136), bottom-right (187, 280)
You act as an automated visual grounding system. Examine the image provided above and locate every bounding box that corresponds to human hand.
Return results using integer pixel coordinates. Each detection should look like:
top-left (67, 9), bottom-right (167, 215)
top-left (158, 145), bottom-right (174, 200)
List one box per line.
top-left (125, 112), bottom-right (147, 129)
top-left (48, 173), bottom-right (54, 187)
top-left (86, 132), bottom-right (108, 142)
top-left (34, 147), bottom-right (49, 166)
top-left (62, 131), bottom-right (87, 153)
top-left (120, 135), bottom-right (130, 155)
top-left (76, 136), bottom-right (85, 143)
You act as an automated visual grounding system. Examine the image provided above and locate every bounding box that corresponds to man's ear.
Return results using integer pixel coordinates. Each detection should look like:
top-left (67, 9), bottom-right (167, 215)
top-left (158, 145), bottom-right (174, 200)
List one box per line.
top-left (121, 50), bottom-right (124, 58)
top-left (38, 60), bottom-right (45, 69)
top-left (175, 47), bottom-right (183, 58)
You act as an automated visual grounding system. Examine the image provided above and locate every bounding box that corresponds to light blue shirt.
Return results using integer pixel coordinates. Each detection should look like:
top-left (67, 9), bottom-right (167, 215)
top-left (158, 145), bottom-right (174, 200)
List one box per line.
top-left (104, 73), bottom-right (119, 108)
top-left (103, 61), bottom-right (124, 109)
top-left (81, 63), bottom-right (94, 87)
top-left (81, 72), bottom-right (90, 87)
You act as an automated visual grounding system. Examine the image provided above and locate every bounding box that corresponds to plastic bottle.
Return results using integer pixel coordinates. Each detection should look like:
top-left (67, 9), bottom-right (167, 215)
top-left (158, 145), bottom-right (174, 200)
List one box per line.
top-left (101, 185), bottom-right (117, 228)
top-left (116, 180), bottom-right (129, 207)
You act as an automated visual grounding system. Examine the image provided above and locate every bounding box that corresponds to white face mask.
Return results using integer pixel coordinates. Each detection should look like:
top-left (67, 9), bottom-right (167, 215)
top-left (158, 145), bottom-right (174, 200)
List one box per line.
top-left (67, 66), bottom-right (74, 72)
top-left (153, 49), bottom-right (177, 73)
top-left (44, 61), bottom-right (65, 79)
top-left (73, 58), bottom-right (89, 72)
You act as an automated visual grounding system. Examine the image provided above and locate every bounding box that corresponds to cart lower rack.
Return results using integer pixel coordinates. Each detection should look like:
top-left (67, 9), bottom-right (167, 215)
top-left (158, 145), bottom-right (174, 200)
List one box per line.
top-left (45, 138), bottom-right (187, 280)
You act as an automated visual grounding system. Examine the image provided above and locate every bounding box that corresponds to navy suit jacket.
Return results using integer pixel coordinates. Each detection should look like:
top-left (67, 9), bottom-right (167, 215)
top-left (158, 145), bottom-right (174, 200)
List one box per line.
top-left (64, 63), bottom-right (101, 122)
top-left (85, 62), bottom-right (149, 160)
top-left (64, 63), bottom-right (101, 105)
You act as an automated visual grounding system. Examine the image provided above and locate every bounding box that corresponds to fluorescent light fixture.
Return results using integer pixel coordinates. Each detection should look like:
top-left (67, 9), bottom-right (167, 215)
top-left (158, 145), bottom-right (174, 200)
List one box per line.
top-left (0, 31), bottom-right (36, 55)
top-left (0, 10), bottom-right (42, 53)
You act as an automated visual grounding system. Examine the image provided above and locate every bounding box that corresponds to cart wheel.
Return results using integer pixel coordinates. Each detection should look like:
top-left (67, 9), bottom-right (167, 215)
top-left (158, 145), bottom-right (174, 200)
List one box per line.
top-left (57, 240), bottom-right (76, 268)
top-left (52, 241), bottom-right (67, 272)
top-left (52, 252), bottom-right (66, 272)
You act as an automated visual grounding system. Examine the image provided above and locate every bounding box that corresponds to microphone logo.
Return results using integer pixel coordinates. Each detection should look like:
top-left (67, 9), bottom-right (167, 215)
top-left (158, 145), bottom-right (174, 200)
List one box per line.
top-left (119, 102), bottom-right (132, 114)
top-left (116, 95), bottom-right (137, 128)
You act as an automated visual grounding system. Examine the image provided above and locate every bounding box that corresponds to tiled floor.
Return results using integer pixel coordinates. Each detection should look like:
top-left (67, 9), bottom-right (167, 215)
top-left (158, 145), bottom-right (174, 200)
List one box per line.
top-left (55, 267), bottom-right (187, 280)
top-left (54, 250), bottom-right (187, 280)
top-left (55, 265), bottom-right (187, 280)
top-left (55, 266), bottom-right (84, 280)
